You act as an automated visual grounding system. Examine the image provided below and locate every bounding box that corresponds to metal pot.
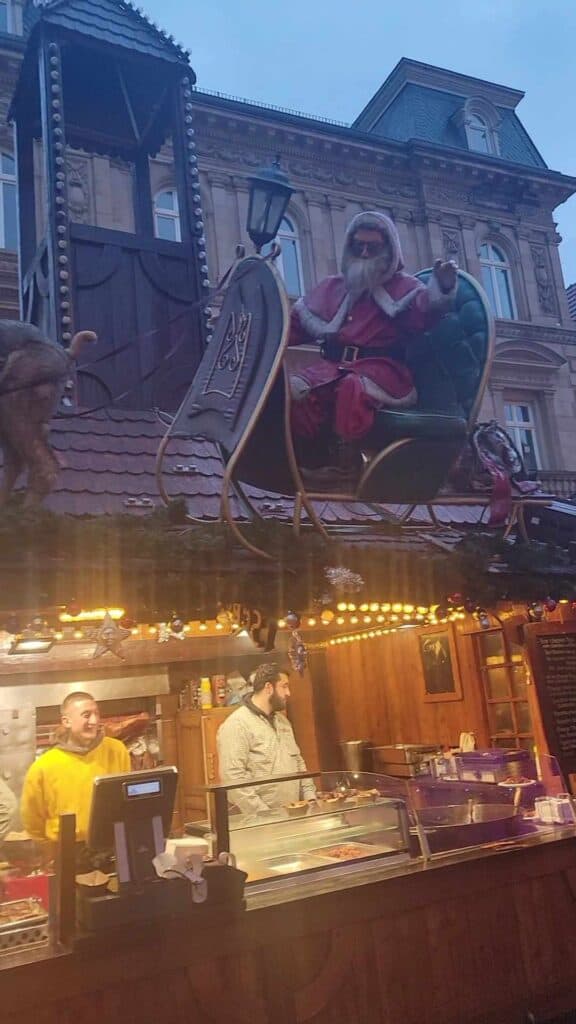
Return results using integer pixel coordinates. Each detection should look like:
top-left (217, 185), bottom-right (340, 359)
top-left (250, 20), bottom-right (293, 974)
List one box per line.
top-left (339, 740), bottom-right (371, 774)
top-left (417, 803), bottom-right (516, 829)
top-left (412, 802), bottom-right (518, 852)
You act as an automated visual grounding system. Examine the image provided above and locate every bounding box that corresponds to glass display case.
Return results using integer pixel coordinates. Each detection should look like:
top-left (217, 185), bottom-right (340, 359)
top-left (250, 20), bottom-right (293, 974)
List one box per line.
top-left (408, 752), bottom-right (574, 857)
top-left (192, 754), bottom-right (576, 887)
top-left (199, 770), bottom-right (414, 886)
top-left (0, 836), bottom-right (53, 960)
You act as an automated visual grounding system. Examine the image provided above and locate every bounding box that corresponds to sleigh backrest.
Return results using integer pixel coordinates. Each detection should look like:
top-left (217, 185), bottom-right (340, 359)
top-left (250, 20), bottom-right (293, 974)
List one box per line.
top-left (413, 269), bottom-right (494, 427)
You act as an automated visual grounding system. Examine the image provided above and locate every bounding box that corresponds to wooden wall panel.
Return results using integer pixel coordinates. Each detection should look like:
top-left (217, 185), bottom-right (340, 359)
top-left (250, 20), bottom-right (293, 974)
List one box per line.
top-left (315, 624), bottom-right (488, 756)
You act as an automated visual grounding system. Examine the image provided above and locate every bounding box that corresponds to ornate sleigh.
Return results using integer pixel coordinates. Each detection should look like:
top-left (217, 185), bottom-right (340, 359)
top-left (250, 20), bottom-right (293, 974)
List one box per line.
top-left (158, 253), bottom-right (550, 557)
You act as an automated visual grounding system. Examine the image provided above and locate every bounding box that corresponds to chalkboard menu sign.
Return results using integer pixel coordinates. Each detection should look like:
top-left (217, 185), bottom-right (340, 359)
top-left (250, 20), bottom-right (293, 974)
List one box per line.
top-left (526, 625), bottom-right (576, 776)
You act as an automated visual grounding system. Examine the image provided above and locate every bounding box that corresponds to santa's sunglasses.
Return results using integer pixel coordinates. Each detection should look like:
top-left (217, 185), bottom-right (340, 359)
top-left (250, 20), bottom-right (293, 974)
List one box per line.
top-left (350, 238), bottom-right (387, 258)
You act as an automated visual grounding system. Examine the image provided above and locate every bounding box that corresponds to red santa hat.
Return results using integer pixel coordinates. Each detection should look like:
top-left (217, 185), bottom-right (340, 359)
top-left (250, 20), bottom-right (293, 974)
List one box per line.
top-left (342, 211), bottom-right (404, 282)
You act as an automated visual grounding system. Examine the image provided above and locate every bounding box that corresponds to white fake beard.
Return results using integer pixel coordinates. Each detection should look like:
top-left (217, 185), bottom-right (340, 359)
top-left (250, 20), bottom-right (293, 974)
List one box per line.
top-left (343, 254), bottom-right (391, 300)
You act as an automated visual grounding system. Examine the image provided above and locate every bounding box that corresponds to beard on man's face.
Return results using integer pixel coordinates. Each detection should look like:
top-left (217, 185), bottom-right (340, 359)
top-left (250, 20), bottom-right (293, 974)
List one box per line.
top-left (343, 251), bottom-right (393, 299)
top-left (269, 688), bottom-right (287, 712)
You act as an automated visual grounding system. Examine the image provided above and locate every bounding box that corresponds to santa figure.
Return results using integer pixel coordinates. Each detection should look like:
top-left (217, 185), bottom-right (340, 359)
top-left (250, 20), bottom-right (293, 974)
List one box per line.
top-left (289, 210), bottom-right (458, 480)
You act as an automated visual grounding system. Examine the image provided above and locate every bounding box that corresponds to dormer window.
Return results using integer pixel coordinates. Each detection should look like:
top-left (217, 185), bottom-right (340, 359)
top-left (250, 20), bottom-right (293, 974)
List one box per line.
top-left (454, 97), bottom-right (501, 157)
top-left (467, 114), bottom-right (492, 154)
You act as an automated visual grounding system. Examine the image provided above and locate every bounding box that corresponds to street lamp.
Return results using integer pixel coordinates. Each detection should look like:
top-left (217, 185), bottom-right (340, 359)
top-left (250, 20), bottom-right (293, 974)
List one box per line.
top-left (246, 156), bottom-right (293, 253)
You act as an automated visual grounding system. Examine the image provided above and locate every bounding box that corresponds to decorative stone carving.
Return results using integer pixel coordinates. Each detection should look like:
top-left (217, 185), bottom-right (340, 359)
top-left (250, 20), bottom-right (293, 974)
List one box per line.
top-left (66, 159), bottom-right (90, 223)
top-left (530, 244), bottom-right (558, 315)
top-left (442, 229), bottom-right (461, 262)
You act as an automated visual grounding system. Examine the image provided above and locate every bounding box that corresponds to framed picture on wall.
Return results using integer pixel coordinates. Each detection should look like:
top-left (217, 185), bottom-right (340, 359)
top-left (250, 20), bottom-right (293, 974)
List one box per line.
top-left (419, 627), bottom-right (463, 703)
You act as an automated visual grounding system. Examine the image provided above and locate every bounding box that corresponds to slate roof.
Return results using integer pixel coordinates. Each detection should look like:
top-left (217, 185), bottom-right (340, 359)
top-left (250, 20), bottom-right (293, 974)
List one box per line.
top-left (24, 0), bottom-right (192, 65)
top-left (367, 83), bottom-right (546, 170)
top-left (0, 407), bottom-right (486, 531)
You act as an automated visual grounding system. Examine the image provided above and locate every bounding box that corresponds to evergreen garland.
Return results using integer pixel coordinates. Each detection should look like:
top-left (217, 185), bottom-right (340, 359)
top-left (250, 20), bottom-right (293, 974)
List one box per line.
top-left (0, 502), bottom-right (574, 621)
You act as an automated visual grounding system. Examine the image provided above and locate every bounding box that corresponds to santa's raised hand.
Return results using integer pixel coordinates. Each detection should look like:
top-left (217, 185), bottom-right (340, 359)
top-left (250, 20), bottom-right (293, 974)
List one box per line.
top-left (433, 258), bottom-right (458, 294)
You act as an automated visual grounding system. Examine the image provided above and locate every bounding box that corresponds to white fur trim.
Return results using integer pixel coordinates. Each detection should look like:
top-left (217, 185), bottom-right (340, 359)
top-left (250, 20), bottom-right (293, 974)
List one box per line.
top-left (360, 375), bottom-right (417, 408)
top-left (294, 293), bottom-right (350, 339)
top-left (427, 271), bottom-right (457, 312)
top-left (372, 283), bottom-right (424, 319)
top-left (289, 374), bottom-right (311, 401)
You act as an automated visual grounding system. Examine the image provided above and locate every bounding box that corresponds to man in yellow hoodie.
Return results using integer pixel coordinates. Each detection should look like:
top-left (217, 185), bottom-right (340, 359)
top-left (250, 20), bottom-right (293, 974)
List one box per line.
top-left (21, 691), bottom-right (131, 842)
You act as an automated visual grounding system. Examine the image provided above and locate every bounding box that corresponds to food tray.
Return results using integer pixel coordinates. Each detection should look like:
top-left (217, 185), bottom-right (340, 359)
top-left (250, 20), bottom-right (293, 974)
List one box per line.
top-left (308, 841), bottom-right (385, 862)
top-left (264, 854), bottom-right (332, 874)
top-left (0, 898), bottom-right (47, 933)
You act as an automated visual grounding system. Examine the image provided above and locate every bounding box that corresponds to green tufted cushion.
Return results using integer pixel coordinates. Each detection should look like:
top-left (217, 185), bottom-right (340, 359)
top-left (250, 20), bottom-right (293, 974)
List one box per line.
top-left (369, 271), bottom-right (490, 447)
top-left (374, 409), bottom-right (467, 442)
top-left (414, 270), bottom-right (489, 418)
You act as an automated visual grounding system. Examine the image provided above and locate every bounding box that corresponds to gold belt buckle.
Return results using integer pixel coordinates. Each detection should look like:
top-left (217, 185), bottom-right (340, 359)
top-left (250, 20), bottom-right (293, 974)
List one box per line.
top-left (341, 345), bottom-right (359, 363)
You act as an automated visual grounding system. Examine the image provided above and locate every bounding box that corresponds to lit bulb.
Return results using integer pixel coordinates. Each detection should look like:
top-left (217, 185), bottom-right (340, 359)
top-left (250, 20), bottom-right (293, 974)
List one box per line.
top-left (370, 602), bottom-right (379, 612)
top-left (381, 603), bottom-right (391, 612)
top-left (363, 615), bottom-right (371, 624)
top-left (131, 627), bottom-right (139, 636)
top-left (392, 603), bottom-right (403, 613)
top-left (278, 619), bottom-right (286, 629)
top-left (347, 603), bottom-right (357, 612)
top-left (359, 603), bottom-right (369, 613)
top-left (417, 606), bottom-right (428, 615)
top-left (376, 614), bottom-right (384, 623)
top-left (215, 622), bottom-right (223, 631)
top-left (183, 624), bottom-right (191, 633)
top-left (336, 616), bottom-right (345, 625)
top-left (350, 615), bottom-right (358, 625)
top-left (199, 622), bottom-right (208, 632)
top-left (54, 631), bottom-right (63, 641)
top-left (74, 630), bottom-right (83, 639)
top-left (337, 602), bottom-right (347, 612)
top-left (390, 614), bottom-right (399, 622)
top-left (403, 604), bottom-right (414, 614)
top-left (307, 617), bottom-right (317, 627)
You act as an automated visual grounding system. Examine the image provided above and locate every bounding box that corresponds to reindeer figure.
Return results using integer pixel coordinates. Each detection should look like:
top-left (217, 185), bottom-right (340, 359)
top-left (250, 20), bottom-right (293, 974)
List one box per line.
top-left (0, 322), bottom-right (96, 506)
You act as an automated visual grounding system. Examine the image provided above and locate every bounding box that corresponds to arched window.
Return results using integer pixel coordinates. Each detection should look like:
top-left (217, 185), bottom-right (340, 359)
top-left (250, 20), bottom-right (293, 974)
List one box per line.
top-left (467, 114), bottom-right (492, 155)
top-left (455, 97), bottom-right (500, 156)
top-left (0, 152), bottom-right (17, 252)
top-left (153, 188), bottom-right (181, 242)
top-left (263, 216), bottom-right (304, 297)
top-left (479, 242), bottom-right (517, 319)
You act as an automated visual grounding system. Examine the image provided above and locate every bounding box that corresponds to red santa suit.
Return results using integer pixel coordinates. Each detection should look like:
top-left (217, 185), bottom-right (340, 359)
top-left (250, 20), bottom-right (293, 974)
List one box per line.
top-left (289, 212), bottom-right (455, 443)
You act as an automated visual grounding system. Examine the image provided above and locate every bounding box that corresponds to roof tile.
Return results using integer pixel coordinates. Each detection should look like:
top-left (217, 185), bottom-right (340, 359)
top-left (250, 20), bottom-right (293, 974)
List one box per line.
top-left (0, 408), bottom-right (487, 528)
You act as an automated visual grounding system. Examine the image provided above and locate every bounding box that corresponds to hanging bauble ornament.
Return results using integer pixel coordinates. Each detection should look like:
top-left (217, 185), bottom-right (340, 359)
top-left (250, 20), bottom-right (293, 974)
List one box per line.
top-left (544, 597), bottom-right (557, 613)
top-left (120, 615), bottom-right (136, 631)
top-left (527, 601), bottom-right (544, 622)
top-left (285, 611), bottom-right (301, 630)
top-left (170, 616), bottom-right (185, 634)
top-left (434, 606), bottom-right (448, 622)
top-left (476, 609), bottom-right (490, 630)
top-left (320, 609), bottom-right (335, 625)
top-left (66, 600), bottom-right (81, 618)
top-left (464, 597), bottom-right (477, 614)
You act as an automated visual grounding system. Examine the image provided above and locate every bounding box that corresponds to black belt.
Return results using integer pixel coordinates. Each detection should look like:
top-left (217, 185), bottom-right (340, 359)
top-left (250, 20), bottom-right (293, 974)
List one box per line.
top-left (320, 340), bottom-right (401, 363)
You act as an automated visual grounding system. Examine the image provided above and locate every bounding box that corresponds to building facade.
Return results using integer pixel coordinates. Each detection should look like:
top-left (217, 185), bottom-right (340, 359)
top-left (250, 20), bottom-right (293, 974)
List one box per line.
top-left (567, 282), bottom-right (576, 321)
top-left (1, 8), bottom-right (576, 494)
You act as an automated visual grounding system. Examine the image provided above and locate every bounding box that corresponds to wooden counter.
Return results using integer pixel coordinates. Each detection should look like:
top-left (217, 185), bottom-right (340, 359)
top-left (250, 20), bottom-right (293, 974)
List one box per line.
top-left (3, 831), bottom-right (576, 1024)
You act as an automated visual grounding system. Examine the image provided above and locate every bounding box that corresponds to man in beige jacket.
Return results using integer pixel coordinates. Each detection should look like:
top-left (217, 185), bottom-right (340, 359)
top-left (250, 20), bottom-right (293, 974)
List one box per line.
top-left (217, 663), bottom-right (316, 816)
